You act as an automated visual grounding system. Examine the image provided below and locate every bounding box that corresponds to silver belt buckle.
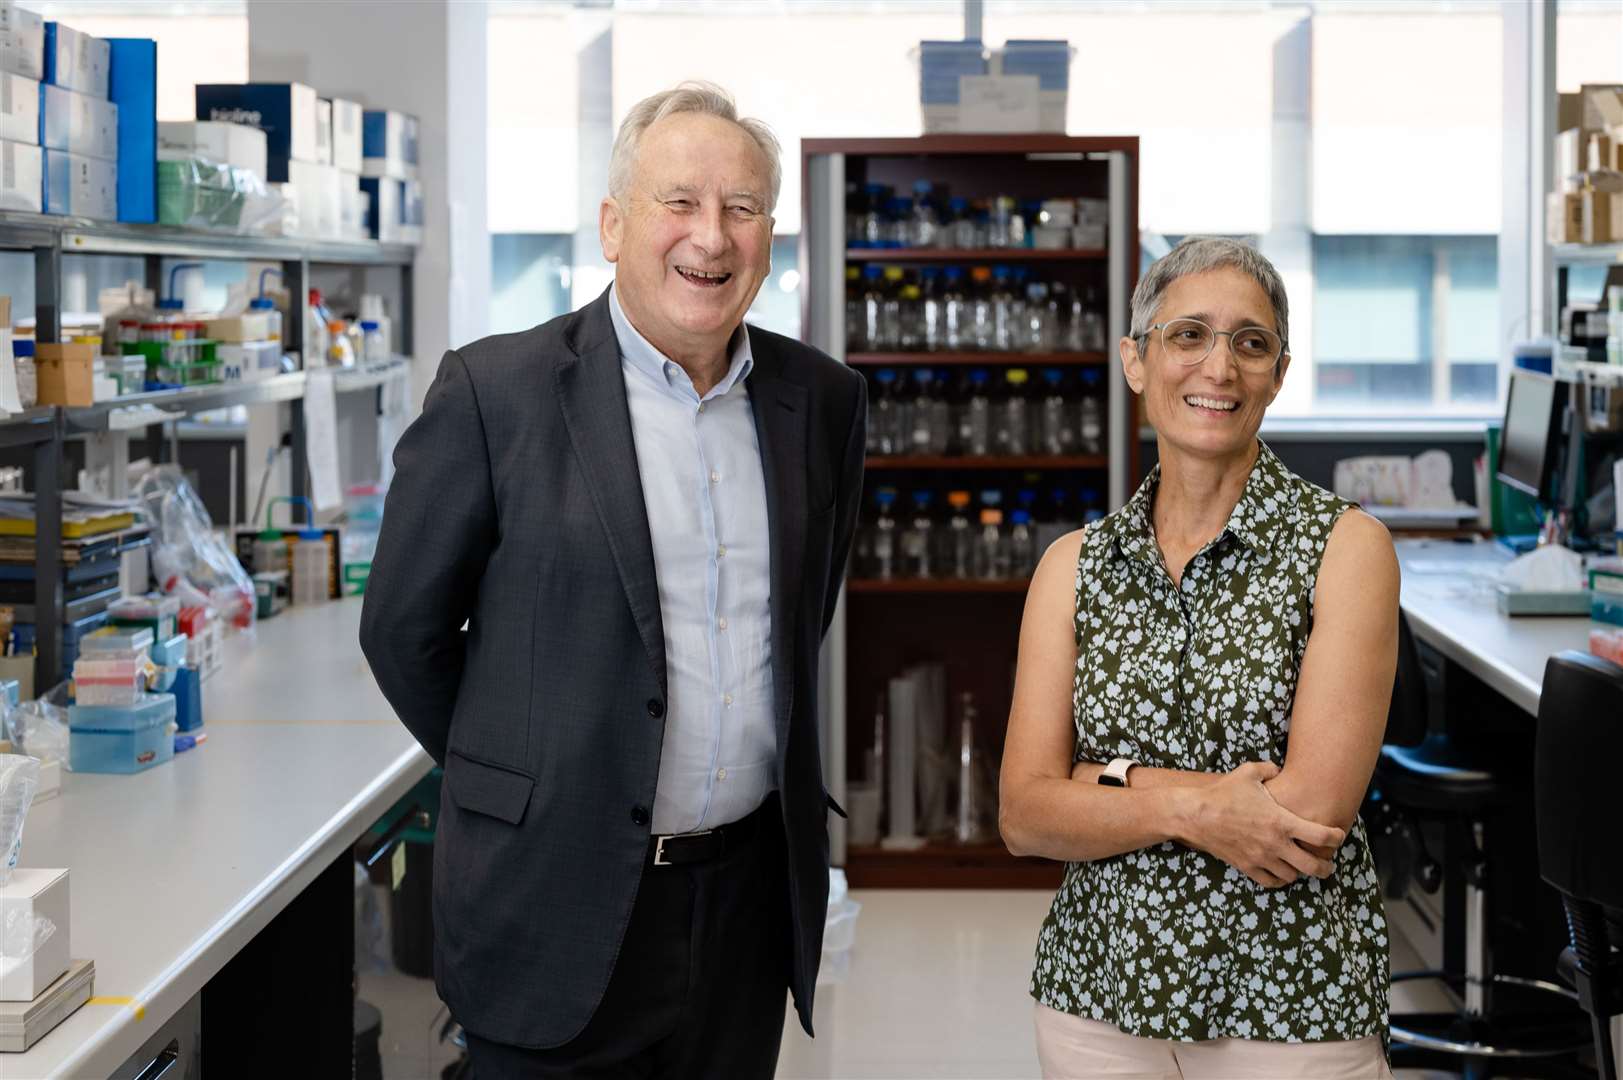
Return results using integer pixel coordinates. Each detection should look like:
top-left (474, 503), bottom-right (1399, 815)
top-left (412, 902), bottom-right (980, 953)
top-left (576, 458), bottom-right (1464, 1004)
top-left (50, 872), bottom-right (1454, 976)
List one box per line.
top-left (653, 829), bottom-right (713, 867)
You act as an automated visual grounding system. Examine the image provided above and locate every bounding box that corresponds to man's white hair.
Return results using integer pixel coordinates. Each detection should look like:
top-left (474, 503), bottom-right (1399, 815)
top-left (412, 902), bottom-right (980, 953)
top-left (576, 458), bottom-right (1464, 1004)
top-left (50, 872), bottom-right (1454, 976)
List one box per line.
top-left (607, 80), bottom-right (783, 214)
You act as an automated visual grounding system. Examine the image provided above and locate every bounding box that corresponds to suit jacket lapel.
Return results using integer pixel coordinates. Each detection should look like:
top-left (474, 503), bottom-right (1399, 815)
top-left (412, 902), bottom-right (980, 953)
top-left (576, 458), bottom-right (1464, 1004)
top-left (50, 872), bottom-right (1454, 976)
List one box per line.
top-left (747, 331), bottom-right (809, 748)
top-left (554, 292), bottom-right (667, 697)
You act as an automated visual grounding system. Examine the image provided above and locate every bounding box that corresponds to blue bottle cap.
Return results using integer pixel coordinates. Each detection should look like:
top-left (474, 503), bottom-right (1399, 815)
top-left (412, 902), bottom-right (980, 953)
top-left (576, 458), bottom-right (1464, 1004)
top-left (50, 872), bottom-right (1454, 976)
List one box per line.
top-left (979, 489), bottom-right (1003, 506)
top-left (949, 197), bottom-right (969, 212)
top-left (250, 297), bottom-right (275, 311)
top-left (943, 266), bottom-right (963, 281)
top-left (875, 489), bottom-right (897, 508)
top-left (1011, 509), bottom-right (1032, 525)
top-left (1042, 368), bottom-right (1064, 385)
top-left (1081, 368), bottom-right (1102, 386)
top-left (912, 490), bottom-right (934, 507)
top-left (360, 320), bottom-right (380, 332)
top-left (993, 265), bottom-right (1010, 277)
top-left (1018, 489), bottom-right (1038, 506)
top-left (913, 179), bottom-right (933, 195)
top-left (863, 264), bottom-right (885, 280)
top-left (875, 368), bottom-right (896, 384)
top-left (914, 368), bottom-right (933, 384)
top-left (968, 368), bottom-right (989, 385)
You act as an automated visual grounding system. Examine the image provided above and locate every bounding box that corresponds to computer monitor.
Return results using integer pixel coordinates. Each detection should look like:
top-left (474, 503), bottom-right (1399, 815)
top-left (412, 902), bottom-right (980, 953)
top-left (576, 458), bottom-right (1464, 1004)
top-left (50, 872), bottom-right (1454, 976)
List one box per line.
top-left (1497, 368), bottom-right (1568, 501)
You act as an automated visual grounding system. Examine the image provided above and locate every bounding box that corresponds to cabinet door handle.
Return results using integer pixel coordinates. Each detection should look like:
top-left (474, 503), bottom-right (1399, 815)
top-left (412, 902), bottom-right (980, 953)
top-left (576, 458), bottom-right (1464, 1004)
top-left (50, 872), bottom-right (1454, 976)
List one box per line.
top-left (131, 1042), bottom-right (180, 1080)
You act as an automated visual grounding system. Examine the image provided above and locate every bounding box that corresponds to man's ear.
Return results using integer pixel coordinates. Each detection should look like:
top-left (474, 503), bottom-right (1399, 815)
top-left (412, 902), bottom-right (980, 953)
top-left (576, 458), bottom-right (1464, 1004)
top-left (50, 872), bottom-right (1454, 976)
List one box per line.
top-left (600, 197), bottom-right (623, 264)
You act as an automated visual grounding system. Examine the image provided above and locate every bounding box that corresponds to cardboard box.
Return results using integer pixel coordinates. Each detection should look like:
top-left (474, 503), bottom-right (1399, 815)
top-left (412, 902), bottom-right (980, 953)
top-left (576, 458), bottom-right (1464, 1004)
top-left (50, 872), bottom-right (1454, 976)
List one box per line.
top-left (360, 108), bottom-right (418, 180)
top-left (107, 38), bottom-right (155, 223)
top-left (1581, 84), bottom-right (1623, 134)
top-left (315, 96), bottom-right (331, 165)
top-left (287, 158), bottom-right (340, 238)
top-left (42, 147), bottom-right (114, 218)
top-left (0, 3), bottom-right (43, 82)
top-left (0, 868), bottom-right (69, 1002)
top-left (330, 96), bottom-right (361, 173)
top-left (157, 119), bottom-right (266, 179)
top-left (1582, 188), bottom-right (1623, 245)
top-left (1548, 190), bottom-right (1582, 244)
top-left (43, 21), bottom-right (107, 99)
top-left (1556, 128), bottom-right (1584, 181)
top-left (0, 137), bottom-right (41, 212)
top-left (204, 312), bottom-right (270, 342)
top-left (194, 82), bottom-right (318, 182)
top-left (39, 82), bottom-right (116, 160)
top-left (1588, 132), bottom-right (1618, 173)
top-left (0, 70), bottom-right (36, 145)
top-left (35, 342), bottom-right (95, 405)
top-left (1559, 91), bottom-right (1583, 134)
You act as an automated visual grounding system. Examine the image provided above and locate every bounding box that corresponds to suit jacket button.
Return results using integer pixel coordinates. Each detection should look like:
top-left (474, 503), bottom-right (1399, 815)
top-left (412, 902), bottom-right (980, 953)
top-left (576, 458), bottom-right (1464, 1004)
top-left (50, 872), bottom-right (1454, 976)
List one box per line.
top-left (647, 699), bottom-right (665, 719)
top-left (631, 805), bottom-right (650, 827)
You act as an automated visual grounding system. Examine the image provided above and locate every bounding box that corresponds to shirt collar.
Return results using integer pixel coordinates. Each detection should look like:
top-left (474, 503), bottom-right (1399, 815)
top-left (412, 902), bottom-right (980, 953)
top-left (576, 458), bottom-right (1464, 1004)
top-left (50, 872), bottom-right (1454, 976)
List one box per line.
top-left (609, 281), bottom-right (754, 400)
top-left (1111, 440), bottom-right (1290, 564)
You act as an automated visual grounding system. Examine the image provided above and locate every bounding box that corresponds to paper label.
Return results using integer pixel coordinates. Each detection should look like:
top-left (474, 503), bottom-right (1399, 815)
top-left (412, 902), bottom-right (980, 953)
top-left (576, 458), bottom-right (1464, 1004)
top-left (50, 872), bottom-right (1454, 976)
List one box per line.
top-left (390, 841), bottom-right (406, 891)
top-left (302, 368), bottom-right (343, 511)
top-left (959, 75), bottom-right (1041, 133)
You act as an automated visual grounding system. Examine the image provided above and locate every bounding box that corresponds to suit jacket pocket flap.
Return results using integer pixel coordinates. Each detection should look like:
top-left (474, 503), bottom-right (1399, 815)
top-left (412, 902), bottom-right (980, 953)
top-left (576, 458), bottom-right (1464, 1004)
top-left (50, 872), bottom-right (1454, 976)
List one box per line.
top-left (447, 751), bottom-right (535, 825)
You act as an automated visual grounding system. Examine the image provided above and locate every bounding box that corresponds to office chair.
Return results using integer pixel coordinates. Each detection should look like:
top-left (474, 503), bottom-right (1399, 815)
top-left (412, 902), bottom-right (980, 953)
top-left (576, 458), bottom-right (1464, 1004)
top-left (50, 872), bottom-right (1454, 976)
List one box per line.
top-left (1536, 651), bottom-right (1623, 1080)
top-left (1369, 614), bottom-right (1592, 1078)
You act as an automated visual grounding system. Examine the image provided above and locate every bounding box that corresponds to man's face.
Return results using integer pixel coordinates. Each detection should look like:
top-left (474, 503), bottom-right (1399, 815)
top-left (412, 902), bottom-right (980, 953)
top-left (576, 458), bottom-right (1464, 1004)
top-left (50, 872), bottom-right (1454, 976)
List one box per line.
top-left (600, 111), bottom-right (775, 356)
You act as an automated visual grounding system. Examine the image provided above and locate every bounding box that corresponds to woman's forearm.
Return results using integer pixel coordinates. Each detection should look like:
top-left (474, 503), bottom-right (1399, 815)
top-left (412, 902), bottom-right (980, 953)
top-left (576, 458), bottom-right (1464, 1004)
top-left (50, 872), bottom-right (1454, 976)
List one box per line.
top-left (1071, 760), bottom-right (1225, 791)
top-left (1000, 773), bottom-right (1198, 862)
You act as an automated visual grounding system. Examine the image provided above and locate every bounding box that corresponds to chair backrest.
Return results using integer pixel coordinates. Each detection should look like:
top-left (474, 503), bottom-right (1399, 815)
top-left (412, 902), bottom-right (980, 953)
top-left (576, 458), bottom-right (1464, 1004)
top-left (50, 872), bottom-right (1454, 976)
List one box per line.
top-left (1385, 611), bottom-right (1429, 749)
top-left (1535, 650), bottom-right (1623, 910)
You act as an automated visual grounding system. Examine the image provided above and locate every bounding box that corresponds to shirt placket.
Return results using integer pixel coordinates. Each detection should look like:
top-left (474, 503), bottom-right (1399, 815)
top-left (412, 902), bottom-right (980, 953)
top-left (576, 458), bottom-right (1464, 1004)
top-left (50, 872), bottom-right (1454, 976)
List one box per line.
top-left (692, 388), bottom-right (730, 832)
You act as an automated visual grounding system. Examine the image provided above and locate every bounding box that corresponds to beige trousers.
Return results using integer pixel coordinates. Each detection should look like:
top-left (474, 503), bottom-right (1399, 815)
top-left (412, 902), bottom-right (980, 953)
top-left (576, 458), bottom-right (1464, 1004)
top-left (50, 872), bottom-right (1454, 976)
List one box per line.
top-left (1035, 1003), bottom-right (1393, 1080)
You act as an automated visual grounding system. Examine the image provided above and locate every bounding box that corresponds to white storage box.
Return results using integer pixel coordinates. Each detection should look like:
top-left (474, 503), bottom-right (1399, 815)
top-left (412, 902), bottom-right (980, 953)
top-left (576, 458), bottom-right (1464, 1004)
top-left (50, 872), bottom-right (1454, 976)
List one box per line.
top-left (218, 340), bottom-right (281, 382)
top-left (0, 137), bottom-right (41, 212)
top-left (0, 3), bottom-right (44, 82)
top-left (314, 97), bottom-right (331, 165)
top-left (0, 70), bottom-right (37, 145)
top-left (361, 108), bottom-right (418, 180)
top-left (287, 158), bottom-right (340, 239)
top-left (40, 82), bottom-right (117, 161)
top-left (998, 40), bottom-right (1071, 134)
top-left (157, 120), bottom-right (267, 180)
top-left (42, 146), bottom-right (116, 219)
top-left (44, 21), bottom-right (107, 99)
top-left (0, 867), bottom-right (69, 1002)
top-left (330, 97), bottom-right (362, 173)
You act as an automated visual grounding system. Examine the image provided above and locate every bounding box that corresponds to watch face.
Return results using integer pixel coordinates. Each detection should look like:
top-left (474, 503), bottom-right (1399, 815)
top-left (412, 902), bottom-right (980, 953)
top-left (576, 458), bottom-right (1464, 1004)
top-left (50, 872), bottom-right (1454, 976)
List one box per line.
top-left (1099, 774), bottom-right (1125, 788)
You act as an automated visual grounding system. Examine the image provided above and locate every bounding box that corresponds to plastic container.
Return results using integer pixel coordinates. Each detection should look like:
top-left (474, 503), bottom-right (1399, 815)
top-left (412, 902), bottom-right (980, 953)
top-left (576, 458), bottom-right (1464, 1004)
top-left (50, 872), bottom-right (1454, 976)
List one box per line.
top-left (306, 289), bottom-right (331, 368)
top-left (326, 319), bottom-right (354, 368)
top-left (80, 626), bottom-right (155, 662)
top-left (360, 320), bottom-right (386, 366)
top-left (254, 268), bottom-right (283, 342)
top-left (68, 694), bottom-right (177, 774)
top-left (72, 657), bottom-right (146, 706)
top-left (151, 633), bottom-right (188, 668)
top-left (108, 595), bottom-right (180, 643)
top-left (293, 528), bottom-right (330, 605)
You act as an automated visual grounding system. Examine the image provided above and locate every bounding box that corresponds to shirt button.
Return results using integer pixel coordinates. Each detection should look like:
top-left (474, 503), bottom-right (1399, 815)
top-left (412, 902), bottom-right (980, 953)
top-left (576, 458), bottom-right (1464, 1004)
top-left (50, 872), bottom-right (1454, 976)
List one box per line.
top-left (717, 768), bottom-right (728, 781)
top-left (723, 693), bottom-right (734, 707)
top-left (631, 805), bottom-right (650, 827)
top-left (718, 616), bottom-right (728, 631)
top-left (646, 699), bottom-right (665, 719)
top-left (717, 545), bottom-right (727, 558)
top-left (697, 402), bottom-right (705, 413)
top-left (710, 471), bottom-right (720, 484)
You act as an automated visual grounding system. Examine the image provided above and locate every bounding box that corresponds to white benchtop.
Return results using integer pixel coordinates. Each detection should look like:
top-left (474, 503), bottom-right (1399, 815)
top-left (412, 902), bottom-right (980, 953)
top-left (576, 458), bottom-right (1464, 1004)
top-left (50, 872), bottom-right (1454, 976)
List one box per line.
top-left (9, 598), bottom-right (429, 1078)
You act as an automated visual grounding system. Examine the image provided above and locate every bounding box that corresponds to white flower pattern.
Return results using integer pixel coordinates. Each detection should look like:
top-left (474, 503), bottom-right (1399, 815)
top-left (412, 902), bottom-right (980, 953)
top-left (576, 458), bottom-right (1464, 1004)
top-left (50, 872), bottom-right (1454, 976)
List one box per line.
top-left (1030, 442), bottom-right (1390, 1046)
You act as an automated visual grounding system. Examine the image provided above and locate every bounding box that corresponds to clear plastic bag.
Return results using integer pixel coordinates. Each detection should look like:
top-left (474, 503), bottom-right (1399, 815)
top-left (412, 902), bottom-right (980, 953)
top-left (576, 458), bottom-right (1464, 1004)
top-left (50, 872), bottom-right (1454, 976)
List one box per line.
top-left (0, 754), bottom-right (40, 886)
top-left (8, 686), bottom-right (69, 771)
top-left (156, 155), bottom-right (287, 236)
top-left (135, 466), bottom-right (256, 630)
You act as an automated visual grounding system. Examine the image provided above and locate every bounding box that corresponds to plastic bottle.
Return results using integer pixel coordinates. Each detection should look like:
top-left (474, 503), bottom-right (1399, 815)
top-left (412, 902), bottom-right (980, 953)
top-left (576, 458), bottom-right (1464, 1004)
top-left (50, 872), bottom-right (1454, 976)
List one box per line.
top-left (1078, 368), bottom-right (1105, 455)
top-left (942, 267), bottom-right (968, 351)
top-left (945, 490), bottom-right (975, 579)
top-left (1025, 282), bottom-right (1051, 352)
top-left (845, 266), bottom-right (864, 352)
top-left (1060, 282), bottom-right (1086, 352)
top-left (1046, 487), bottom-right (1073, 526)
top-left (929, 366), bottom-right (953, 454)
top-left (872, 368), bottom-right (900, 455)
top-left (909, 179), bottom-right (939, 249)
top-left (962, 368), bottom-right (992, 456)
top-left (359, 293), bottom-right (392, 357)
top-left (1008, 509), bottom-right (1037, 577)
top-left (253, 268), bottom-right (283, 342)
top-left (861, 183), bottom-right (891, 248)
top-left (909, 368), bottom-right (937, 453)
top-left (307, 289), bottom-right (332, 368)
top-left (989, 196), bottom-right (1015, 249)
top-left (920, 267), bottom-right (944, 352)
top-left (361, 320), bottom-right (386, 366)
top-left (897, 281), bottom-right (923, 351)
top-left (292, 527), bottom-right (330, 606)
top-left (1081, 287), bottom-right (1106, 352)
top-left (1039, 368), bottom-right (1073, 456)
top-left (880, 266), bottom-right (906, 349)
top-left (991, 266), bottom-right (1016, 352)
top-left (969, 267), bottom-right (995, 351)
top-left (886, 197), bottom-right (913, 247)
top-left (902, 490), bottom-right (936, 578)
top-left (861, 265), bottom-right (887, 354)
top-left (948, 196), bottom-right (975, 249)
top-left (327, 319), bottom-right (355, 367)
top-left (872, 488), bottom-right (899, 580)
top-left (998, 368), bottom-right (1031, 455)
top-left (974, 492), bottom-right (1006, 580)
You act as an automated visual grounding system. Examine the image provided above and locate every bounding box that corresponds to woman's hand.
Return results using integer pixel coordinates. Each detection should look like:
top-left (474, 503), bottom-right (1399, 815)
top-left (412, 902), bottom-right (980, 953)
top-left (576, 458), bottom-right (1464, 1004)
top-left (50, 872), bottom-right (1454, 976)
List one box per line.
top-left (1177, 761), bottom-right (1344, 888)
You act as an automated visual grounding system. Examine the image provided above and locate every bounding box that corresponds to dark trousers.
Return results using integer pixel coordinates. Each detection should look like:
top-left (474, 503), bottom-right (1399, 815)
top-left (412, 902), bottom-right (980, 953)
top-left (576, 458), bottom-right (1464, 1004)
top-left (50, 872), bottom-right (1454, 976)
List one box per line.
top-left (465, 799), bottom-right (792, 1079)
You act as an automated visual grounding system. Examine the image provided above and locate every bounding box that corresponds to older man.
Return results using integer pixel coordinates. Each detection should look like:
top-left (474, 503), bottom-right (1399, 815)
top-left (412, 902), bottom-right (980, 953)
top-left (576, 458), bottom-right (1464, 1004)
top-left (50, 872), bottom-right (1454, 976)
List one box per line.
top-left (359, 82), bottom-right (865, 1076)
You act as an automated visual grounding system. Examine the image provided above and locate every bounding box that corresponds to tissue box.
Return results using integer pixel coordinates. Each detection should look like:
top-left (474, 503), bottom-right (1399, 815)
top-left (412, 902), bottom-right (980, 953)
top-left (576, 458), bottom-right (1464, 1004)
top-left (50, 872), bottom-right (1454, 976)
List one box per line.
top-left (194, 82), bottom-right (319, 182)
top-left (0, 137), bottom-right (40, 212)
top-left (360, 109), bottom-right (418, 180)
top-left (69, 693), bottom-right (176, 773)
top-left (0, 3), bottom-right (43, 82)
top-left (330, 97), bottom-right (361, 173)
top-left (107, 38), bottom-right (156, 223)
top-left (158, 119), bottom-right (266, 179)
top-left (42, 147), bottom-right (116, 219)
top-left (43, 22), bottom-right (107, 99)
top-left (39, 83), bottom-right (117, 160)
top-left (0, 70), bottom-right (37, 144)
top-left (0, 868), bottom-right (69, 1002)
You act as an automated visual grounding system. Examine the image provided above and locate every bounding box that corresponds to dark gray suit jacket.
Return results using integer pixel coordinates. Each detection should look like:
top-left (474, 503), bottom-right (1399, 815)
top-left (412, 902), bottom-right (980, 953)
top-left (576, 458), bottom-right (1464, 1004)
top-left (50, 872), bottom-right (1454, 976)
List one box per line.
top-left (359, 288), bottom-right (866, 1048)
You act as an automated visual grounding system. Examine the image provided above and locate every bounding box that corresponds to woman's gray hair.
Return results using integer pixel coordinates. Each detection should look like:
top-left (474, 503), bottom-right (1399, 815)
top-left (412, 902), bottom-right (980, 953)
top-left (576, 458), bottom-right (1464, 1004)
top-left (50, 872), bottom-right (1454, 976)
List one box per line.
top-left (607, 80), bottom-right (783, 214)
top-left (1130, 237), bottom-right (1290, 350)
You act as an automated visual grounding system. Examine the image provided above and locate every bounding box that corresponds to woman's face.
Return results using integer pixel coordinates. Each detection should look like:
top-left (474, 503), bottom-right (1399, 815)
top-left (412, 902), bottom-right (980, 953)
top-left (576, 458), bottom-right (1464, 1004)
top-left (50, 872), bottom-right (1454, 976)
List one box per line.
top-left (1120, 267), bottom-right (1290, 461)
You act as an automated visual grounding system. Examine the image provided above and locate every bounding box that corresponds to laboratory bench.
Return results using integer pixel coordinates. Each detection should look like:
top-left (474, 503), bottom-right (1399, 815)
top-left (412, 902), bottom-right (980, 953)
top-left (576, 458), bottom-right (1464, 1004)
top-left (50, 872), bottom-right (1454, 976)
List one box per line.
top-left (8, 598), bottom-right (429, 1077)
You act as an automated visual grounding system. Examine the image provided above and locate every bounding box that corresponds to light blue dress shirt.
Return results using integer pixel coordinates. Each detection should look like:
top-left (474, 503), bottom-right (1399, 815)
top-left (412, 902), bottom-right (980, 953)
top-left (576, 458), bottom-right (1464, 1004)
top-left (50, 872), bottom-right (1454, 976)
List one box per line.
top-left (609, 284), bottom-right (777, 836)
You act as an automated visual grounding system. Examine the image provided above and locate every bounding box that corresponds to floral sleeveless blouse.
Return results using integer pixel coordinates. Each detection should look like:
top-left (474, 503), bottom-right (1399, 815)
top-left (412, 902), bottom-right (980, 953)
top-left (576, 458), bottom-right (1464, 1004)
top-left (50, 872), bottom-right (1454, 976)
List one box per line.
top-left (1030, 441), bottom-right (1389, 1045)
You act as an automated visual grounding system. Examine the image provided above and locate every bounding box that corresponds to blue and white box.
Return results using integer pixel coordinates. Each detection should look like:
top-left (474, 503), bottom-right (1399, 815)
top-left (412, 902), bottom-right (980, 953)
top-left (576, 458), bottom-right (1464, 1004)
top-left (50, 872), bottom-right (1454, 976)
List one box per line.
top-left (43, 21), bottom-right (108, 99)
top-left (39, 82), bottom-right (116, 160)
top-left (998, 40), bottom-right (1071, 134)
top-left (0, 137), bottom-right (41, 211)
top-left (68, 693), bottom-right (175, 774)
top-left (361, 108), bottom-right (417, 181)
top-left (0, 3), bottom-right (43, 82)
top-left (359, 174), bottom-right (399, 242)
top-left (194, 82), bottom-right (318, 182)
top-left (0, 69), bottom-right (38, 145)
top-left (107, 38), bottom-right (156, 222)
top-left (918, 39), bottom-right (987, 134)
top-left (42, 146), bottom-right (116, 218)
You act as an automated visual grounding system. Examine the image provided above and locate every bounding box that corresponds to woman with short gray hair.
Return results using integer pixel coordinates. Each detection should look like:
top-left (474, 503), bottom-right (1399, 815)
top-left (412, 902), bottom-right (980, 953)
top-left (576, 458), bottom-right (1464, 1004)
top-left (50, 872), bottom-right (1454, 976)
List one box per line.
top-left (1000, 237), bottom-right (1399, 1077)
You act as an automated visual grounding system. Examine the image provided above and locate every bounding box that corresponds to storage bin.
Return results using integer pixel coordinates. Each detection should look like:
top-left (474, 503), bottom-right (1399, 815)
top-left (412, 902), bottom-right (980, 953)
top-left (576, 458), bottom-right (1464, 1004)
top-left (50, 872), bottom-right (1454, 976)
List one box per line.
top-left (72, 657), bottom-right (145, 706)
top-left (150, 632), bottom-right (187, 668)
top-left (69, 693), bottom-right (175, 774)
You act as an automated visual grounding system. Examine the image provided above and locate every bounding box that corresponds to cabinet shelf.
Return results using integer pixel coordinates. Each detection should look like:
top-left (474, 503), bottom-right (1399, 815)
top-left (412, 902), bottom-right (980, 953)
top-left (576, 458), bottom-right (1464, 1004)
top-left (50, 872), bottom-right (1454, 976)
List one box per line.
top-left (847, 578), bottom-right (1030, 595)
top-left (846, 248), bottom-right (1105, 263)
top-left (844, 840), bottom-right (1063, 889)
top-left (847, 352), bottom-right (1106, 367)
top-left (866, 454), bottom-right (1107, 470)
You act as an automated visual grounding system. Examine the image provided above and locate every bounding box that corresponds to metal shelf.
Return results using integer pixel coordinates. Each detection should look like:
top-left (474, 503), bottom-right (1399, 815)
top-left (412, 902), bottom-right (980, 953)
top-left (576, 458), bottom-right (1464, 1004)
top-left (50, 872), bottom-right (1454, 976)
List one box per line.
top-left (331, 359), bottom-right (409, 393)
top-left (63, 373), bottom-right (309, 433)
top-left (0, 407), bottom-right (63, 449)
top-left (0, 209), bottom-right (414, 265)
top-left (1550, 242), bottom-right (1623, 266)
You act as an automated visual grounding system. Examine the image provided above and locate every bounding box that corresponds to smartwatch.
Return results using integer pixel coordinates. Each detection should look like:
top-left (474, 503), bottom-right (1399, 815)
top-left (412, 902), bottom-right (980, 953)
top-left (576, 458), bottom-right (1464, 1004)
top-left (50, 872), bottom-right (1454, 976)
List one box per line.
top-left (1098, 757), bottom-right (1135, 788)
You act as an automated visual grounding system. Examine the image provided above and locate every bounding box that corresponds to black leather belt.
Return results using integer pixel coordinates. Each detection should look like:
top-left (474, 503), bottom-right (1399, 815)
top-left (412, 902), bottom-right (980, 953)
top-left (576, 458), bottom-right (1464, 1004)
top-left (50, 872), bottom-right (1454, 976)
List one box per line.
top-left (646, 797), bottom-right (773, 868)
